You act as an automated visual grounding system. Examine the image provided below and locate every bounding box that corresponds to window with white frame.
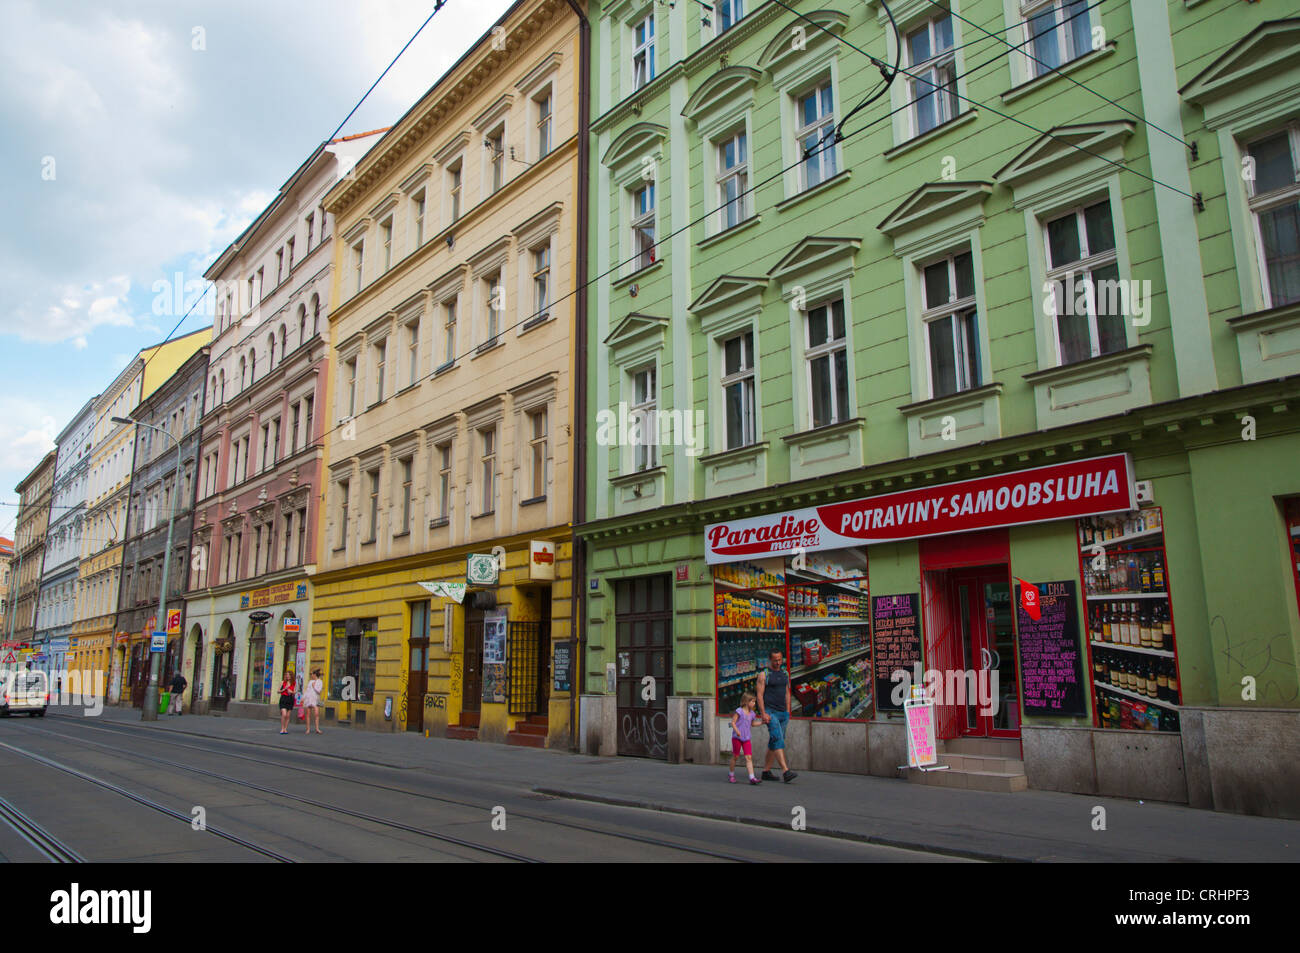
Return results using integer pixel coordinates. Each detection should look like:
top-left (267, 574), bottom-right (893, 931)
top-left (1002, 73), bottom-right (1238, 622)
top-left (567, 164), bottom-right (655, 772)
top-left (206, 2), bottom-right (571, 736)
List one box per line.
top-left (441, 299), bottom-right (458, 367)
top-left (528, 408), bottom-right (548, 499)
top-left (721, 330), bottom-right (756, 449)
top-left (412, 191), bottom-right (426, 248)
top-left (717, 132), bottom-right (749, 230)
top-left (921, 250), bottom-right (981, 398)
top-left (805, 299), bottom-right (849, 428)
top-left (633, 14), bottom-right (656, 90)
top-left (436, 442), bottom-right (452, 521)
top-left (337, 480), bottom-right (349, 548)
top-left (448, 161), bottom-right (463, 222)
top-left (381, 218), bottom-right (393, 271)
top-left (345, 357), bottom-right (358, 416)
top-left (479, 427), bottom-right (497, 514)
top-left (352, 241), bottom-right (365, 294)
top-left (397, 456), bottom-right (413, 534)
top-left (632, 181), bottom-right (656, 270)
top-left (484, 273), bottom-right (502, 344)
top-left (372, 339), bottom-right (387, 404)
top-left (536, 91), bottom-right (553, 159)
top-left (716, 0), bottom-right (743, 33)
top-left (1023, 0), bottom-right (1093, 78)
top-left (1043, 199), bottom-right (1125, 365)
top-left (532, 245), bottom-right (551, 321)
top-left (406, 319), bottom-right (420, 386)
top-left (1245, 126), bottom-right (1300, 309)
top-left (796, 82), bottom-right (837, 190)
top-left (631, 364), bottom-right (658, 471)
top-left (366, 468), bottom-right (380, 540)
top-left (905, 10), bottom-right (957, 136)
top-left (486, 126), bottom-right (505, 194)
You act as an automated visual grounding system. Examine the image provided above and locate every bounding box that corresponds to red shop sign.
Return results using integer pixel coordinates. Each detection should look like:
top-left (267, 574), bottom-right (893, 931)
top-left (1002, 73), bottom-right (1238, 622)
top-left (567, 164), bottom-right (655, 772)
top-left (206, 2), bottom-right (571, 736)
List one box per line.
top-left (704, 453), bottom-right (1135, 564)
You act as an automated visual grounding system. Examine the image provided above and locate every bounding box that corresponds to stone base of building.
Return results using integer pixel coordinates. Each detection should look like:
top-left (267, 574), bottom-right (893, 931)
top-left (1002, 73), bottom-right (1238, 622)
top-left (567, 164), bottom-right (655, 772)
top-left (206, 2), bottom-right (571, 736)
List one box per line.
top-left (580, 696), bottom-right (1300, 818)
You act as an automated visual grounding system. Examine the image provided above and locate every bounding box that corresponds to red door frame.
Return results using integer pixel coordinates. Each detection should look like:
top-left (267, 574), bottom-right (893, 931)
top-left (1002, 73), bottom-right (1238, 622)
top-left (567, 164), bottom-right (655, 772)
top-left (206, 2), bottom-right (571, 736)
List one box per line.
top-left (949, 567), bottom-right (1019, 739)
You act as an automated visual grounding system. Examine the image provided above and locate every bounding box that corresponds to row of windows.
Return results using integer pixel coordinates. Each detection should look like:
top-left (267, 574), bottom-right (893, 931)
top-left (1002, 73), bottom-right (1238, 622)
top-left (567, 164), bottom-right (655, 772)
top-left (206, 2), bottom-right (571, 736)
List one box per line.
top-left (199, 394), bottom-right (316, 501)
top-left (347, 85), bottom-right (557, 299)
top-left (214, 208), bottom-right (329, 335)
top-left (333, 407), bottom-right (549, 550)
top-left (195, 502), bottom-right (312, 588)
top-left (208, 294), bottom-right (324, 411)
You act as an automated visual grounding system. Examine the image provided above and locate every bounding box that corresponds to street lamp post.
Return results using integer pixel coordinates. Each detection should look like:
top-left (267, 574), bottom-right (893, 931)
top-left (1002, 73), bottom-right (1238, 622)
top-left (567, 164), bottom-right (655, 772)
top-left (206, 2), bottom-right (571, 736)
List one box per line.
top-left (113, 415), bottom-right (182, 722)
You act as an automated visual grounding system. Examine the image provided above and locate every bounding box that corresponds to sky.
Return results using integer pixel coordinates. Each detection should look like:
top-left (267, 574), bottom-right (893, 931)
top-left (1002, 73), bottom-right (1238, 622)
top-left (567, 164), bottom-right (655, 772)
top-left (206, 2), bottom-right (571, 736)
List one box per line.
top-left (0, 0), bottom-right (513, 533)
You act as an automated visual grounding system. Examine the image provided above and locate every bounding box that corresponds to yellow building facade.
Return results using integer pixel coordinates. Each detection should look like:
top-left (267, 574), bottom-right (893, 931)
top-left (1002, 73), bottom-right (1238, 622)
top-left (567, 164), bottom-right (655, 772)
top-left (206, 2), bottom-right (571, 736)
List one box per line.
top-left (313, 0), bottom-right (582, 745)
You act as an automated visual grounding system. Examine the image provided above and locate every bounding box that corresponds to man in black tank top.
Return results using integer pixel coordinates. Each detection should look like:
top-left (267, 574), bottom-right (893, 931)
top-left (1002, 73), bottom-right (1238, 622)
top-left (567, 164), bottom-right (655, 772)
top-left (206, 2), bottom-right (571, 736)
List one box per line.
top-left (756, 650), bottom-right (797, 783)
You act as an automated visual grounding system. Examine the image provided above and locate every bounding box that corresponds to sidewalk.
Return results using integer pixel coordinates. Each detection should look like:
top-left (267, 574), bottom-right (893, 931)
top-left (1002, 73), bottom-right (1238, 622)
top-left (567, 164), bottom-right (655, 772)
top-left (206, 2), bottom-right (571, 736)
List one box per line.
top-left (47, 704), bottom-right (1300, 862)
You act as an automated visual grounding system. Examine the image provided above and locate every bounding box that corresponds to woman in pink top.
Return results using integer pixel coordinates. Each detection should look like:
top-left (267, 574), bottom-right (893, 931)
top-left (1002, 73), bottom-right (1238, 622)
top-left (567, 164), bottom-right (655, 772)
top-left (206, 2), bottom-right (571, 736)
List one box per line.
top-left (729, 691), bottom-right (761, 784)
top-left (302, 668), bottom-right (324, 735)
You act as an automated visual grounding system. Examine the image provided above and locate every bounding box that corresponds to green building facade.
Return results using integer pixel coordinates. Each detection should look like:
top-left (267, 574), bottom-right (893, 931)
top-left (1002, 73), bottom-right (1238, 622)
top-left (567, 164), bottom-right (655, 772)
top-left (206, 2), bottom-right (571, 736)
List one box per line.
top-left (578, 0), bottom-right (1300, 816)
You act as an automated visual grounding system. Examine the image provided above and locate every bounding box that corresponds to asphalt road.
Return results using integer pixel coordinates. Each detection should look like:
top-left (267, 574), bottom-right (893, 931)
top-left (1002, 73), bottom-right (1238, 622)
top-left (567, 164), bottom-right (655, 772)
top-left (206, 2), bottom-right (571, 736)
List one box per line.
top-left (0, 714), bottom-right (971, 863)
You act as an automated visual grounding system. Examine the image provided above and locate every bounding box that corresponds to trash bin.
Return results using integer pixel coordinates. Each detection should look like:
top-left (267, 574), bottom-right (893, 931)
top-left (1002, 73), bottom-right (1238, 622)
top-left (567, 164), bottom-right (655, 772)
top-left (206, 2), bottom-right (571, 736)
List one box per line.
top-left (158, 691), bottom-right (171, 714)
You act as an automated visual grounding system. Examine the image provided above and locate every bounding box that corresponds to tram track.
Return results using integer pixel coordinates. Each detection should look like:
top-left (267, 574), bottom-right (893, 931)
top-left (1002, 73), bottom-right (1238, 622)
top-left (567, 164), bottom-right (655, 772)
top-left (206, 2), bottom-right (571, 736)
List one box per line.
top-left (36, 715), bottom-right (764, 862)
top-left (0, 792), bottom-right (85, 863)
top-left (0, 739), bottom-right (296, 863)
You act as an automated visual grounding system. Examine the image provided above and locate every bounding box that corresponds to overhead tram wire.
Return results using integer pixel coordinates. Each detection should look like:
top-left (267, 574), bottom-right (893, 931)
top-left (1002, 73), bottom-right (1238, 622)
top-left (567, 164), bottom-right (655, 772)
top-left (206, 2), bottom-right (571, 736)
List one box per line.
top-left (78, 1), bottom-right (455, 443)
top-left (308, 0), bottom-right (1078, 458)
top-left (919, 0), bottom-right (1191, 151)
top-left (767, 0), bottom-right (1198, 202)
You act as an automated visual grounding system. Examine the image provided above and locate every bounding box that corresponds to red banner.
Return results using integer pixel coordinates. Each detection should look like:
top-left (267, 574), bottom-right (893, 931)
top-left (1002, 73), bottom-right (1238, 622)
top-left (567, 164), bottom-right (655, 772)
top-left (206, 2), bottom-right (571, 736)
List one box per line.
top-left (704, 454), bottom-right (1135, 563)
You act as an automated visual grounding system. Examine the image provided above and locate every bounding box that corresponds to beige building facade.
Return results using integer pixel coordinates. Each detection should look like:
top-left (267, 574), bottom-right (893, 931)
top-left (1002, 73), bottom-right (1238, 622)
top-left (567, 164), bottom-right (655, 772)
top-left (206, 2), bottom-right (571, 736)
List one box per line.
top-left (313, 0), bottom-right (583, 744)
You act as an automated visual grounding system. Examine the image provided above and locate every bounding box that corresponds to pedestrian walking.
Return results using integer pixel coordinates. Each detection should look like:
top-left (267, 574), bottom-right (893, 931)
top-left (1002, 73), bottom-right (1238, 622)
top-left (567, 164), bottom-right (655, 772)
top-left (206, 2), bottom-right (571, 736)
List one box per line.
top-left (756, 650), bottom-right (797, 783)
top-left (278, 673), bottom-right (295, 733)
top-left (168, 672), bottom-right (187, 715)
top-left (728, 691), bottom-right (761, 784)
top-left (302, 668), bottom-right (323, 734)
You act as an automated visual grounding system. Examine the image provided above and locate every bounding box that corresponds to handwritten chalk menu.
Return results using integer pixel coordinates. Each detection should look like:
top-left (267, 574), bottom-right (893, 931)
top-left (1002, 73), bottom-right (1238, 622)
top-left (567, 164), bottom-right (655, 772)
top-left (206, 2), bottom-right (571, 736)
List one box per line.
top-left (1015, 580), bottom-right (1086, 716)
top-left (872, 594), bottom-right (922, 711)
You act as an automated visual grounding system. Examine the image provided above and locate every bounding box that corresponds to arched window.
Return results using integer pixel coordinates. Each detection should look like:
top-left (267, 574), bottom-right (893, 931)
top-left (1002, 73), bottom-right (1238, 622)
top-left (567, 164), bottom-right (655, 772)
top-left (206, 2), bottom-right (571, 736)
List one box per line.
top-left (311, 295), bottom-right (321, 337)
top-left (278, 325), bottom-right (287, 363)
top-left (249, 349), bottom-right (256, 382)
top-left (297, 305), bottom-right (307, 347)
top-left (238, 357), bottom-right (246, 389)
top-left (219, 370), bottom-right (226, 403)
top-left (267, 333), bottom-right (276, 370)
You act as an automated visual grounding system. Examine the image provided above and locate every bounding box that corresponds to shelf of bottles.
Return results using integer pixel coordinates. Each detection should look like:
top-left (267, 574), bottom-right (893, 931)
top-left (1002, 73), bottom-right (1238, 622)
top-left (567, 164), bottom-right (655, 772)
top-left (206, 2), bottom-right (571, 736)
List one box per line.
top-left (1077, 507), bottom-right (1182, 732)
top-left (713, 550), bottom-right (874, 722)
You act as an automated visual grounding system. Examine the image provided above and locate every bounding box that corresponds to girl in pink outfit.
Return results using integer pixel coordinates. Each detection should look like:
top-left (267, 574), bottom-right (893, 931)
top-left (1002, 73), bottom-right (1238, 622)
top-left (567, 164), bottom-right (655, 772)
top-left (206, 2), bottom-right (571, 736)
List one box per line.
top-left (729, 692), bottom-right (761, 785)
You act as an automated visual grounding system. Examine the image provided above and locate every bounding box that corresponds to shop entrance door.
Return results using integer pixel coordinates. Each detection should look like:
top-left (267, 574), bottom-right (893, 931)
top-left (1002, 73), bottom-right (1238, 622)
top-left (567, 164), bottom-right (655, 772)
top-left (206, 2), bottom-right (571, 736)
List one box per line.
top-left (461, 615), bottom-right (483, 726)
top-left (614, 575), bottom-right (673, 759)
top-left (951, 567), bottom-right (1019, 737)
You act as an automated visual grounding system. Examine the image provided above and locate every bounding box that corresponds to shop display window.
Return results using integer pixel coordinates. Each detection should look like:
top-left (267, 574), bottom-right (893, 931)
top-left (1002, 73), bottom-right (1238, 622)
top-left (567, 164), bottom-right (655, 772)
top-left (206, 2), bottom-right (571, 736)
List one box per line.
top-left (329, 618), bottom-right (378, 703)
top-left (1076, 508), bottom-right (1181, 732)
top-left (714, 550), bottom-right (873, 721)
top-left (1286, 499), bottom-right (1300, 618)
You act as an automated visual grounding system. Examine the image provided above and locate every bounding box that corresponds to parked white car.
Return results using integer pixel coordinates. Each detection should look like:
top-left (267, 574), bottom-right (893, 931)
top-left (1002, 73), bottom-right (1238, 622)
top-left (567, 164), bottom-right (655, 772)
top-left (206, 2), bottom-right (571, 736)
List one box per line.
top-left (1, 670), bottom-right (49, 717)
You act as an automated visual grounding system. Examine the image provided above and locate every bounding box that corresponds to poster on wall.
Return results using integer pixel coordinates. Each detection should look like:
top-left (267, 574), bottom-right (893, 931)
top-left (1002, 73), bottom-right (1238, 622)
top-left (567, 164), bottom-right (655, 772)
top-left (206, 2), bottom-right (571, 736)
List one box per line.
top-left (872, 594), bottom-right (922, 712)
top-left (552, 641), bottom-right (572, 693)
top-left (262, 644), bottom-right (275, 699)
top-left (483, 609), bottom-right (507, 663)
top-left (1015, 580), bottom-right (1086, 716)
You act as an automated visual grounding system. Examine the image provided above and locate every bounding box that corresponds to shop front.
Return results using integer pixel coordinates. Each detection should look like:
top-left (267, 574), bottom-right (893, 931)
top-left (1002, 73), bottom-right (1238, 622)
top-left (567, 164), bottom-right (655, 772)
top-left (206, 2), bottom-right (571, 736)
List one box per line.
top-left (310, 536), bottom-right (572, 743)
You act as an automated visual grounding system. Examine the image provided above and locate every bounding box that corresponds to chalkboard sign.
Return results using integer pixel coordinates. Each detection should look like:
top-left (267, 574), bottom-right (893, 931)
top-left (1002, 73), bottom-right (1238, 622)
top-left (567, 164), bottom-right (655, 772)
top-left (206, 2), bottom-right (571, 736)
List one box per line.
top-left (1015, 580), bottom-right (1086, 716)
top-left (872, 594), bottom-right (922, 712)
top-left (552, 642), bottom-right (572, 693)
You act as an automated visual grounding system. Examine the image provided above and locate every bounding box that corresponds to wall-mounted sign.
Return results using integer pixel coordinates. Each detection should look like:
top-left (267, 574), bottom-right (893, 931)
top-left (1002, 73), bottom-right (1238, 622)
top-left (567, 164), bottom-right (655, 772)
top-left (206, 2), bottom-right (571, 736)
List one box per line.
top-left (552, 641), bottom-right (572, 693)
top-left (1015, 579), bottom-right (1086, 717)
top-left (872, 594), bottom-right (923, 712)
top-left (248, 610), bottom-right (273, 623)
top-left (149, 632), bottom-right (167, 653)
top-left (166, 609), bottom-right (181, 635)
top-left (686, 699), bottom-right (704, 740)
top-left (418, 581), bottom-right (467, 603)
top-left (676, 563), bottom-right (690, 582)
top-left (283, 618), bottom-right (301, 634)
top-left (467, 553), bottom-right (499, 586)
top-left (529, 540), bottom-right (556, 581)
top-left (704, 454), bottom-right (1136, 563)
top-left (240, 581), bottom-right (308, 609)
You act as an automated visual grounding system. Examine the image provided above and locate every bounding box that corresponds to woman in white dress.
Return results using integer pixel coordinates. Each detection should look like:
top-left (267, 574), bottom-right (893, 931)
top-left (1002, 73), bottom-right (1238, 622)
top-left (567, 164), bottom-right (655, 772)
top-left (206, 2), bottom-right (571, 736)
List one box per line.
top-left (302, 668), bottom-right (324, 734)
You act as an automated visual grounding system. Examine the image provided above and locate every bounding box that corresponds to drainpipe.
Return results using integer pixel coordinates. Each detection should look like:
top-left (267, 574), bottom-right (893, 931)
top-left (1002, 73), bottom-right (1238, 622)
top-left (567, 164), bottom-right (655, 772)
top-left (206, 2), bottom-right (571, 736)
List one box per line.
top-left (562, 0), bottom-right (590, 753)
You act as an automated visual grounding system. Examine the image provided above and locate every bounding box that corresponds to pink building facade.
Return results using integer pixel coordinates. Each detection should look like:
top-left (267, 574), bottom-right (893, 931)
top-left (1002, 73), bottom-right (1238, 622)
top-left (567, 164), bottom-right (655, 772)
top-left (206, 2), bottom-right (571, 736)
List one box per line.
top-left (184, 132), bottom-right (385, 716)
